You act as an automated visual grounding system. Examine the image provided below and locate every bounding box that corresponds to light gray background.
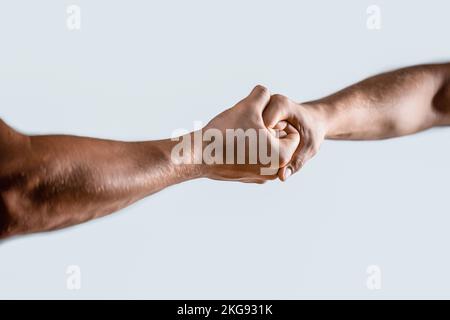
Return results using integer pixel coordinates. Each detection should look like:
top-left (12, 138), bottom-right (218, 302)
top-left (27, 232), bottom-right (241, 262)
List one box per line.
top-left (0, 0), bottom-right (449, 299)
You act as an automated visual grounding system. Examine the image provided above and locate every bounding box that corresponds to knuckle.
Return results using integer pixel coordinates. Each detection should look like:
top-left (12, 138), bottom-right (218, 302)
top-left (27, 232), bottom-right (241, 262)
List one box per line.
top-left (304, 127), bottom-right (314, 138)
top-left (255, 84), bottom-right (268, 93)
top-left (292, 157), bottom-right (304, 171)
top-left (270, 94), bottom-right (289, 106)
top-left (254, 85), bottom-right (269, 98)
top-left (303, 139), bottom-right (313, 150)
top-left (299, 125), bottom-right (307, 138)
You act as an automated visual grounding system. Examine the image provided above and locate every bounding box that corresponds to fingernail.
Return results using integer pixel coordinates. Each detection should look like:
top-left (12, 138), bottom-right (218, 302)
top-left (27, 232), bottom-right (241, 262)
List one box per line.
top-left (284, 167), bottom-right (292, 180)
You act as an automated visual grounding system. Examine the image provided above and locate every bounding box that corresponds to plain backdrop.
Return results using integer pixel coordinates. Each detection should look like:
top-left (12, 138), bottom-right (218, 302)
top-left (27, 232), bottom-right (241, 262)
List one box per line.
top-left (0, 0), bottom-right (450, 299)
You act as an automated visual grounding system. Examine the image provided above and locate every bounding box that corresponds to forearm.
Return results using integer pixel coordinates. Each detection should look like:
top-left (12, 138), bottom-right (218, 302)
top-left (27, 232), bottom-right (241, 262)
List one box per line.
top-left (308, 63), bottom-right (450, 140)
top-left (0, 133), bottom-right (202, 238)
top-left (0, 85), bottom-right (289, 238)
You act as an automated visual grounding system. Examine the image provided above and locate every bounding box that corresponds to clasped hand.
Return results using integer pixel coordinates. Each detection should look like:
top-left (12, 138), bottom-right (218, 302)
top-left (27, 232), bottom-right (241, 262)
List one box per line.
top-left (196, 85), bottom-right (328, 183)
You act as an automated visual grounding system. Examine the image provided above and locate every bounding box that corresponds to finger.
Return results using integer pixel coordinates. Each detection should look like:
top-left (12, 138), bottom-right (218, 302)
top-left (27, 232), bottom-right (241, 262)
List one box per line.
top-left (273, 120), bottom-right (288, 131)
top-left (262, 94), bottom-right (295, 129)
top-left (283, 122), bottom-right (299, 135)
top-left (279, 130), bottom-right (312, 181)
top-left (277, 122), bottom-right (301, 168)
top-left (238, 175), bottom-right (277, 183)
top-left (245, 85), bottom-right (271, 112)
top-left (265, 121), bottom-right (300, 178)
top-left (271, 120), bottom-right (288, 138)
top-left (241, 179), bottom-right (267, 184)
top-left (262, 96), bottom-right (305, 181)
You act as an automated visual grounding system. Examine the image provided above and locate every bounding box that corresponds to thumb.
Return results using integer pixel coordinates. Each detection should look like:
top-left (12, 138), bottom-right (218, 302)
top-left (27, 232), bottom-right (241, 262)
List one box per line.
top-left (278, 141), bottom-right (306, 181)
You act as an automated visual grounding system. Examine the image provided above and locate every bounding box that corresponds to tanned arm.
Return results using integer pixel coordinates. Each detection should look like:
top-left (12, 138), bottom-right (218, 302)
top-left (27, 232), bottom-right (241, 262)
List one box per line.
top-left (0, 86), bottom-right (299, 239)
top-left (263, 63), bottom-right (450, 180)
top-left (0, 120), bottom-right (199, 238)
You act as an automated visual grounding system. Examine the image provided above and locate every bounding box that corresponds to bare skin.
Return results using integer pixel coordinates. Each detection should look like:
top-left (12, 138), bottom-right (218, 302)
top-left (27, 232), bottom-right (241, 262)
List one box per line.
top-left (0, 86), bottom-right (298, 239)
top-left (263, 63), bottom-right (450, 180)
top-left (1, 63), bottom-right (450, 239)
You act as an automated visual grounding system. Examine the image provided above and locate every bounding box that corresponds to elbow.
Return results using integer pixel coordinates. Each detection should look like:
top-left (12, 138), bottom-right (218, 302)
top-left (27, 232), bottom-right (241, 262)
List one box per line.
top-left (0, 192), bottom-right (15, 239)
top-left (0, 179), bottom-right (36, 239)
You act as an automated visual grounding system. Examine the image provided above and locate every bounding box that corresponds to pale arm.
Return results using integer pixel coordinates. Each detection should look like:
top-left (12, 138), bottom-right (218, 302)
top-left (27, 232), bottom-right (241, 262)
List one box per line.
top-left (263, 63), bottom-right (450, 180)
top-left (315, 63), bottom-right (450, 140)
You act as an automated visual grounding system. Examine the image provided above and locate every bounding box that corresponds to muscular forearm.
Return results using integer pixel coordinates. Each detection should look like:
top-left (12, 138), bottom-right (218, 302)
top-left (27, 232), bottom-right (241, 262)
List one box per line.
top-left (0, 86), bottom-right (294, 238)
top-left (0, 133), bottom-right (202, 238)
top-left (308, 63), bottom-right (450, 140)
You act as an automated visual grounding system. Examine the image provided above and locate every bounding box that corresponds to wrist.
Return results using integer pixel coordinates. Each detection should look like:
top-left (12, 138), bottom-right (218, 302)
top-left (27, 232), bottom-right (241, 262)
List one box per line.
top-left (159, 134), bottom-right (207, 181)
top-left (300, 101), bottom-right (333, 139)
